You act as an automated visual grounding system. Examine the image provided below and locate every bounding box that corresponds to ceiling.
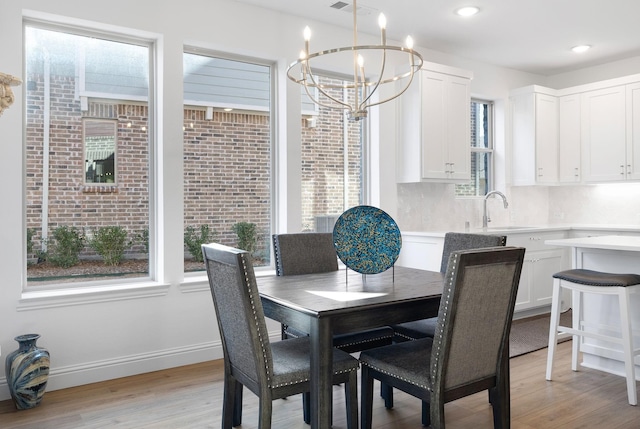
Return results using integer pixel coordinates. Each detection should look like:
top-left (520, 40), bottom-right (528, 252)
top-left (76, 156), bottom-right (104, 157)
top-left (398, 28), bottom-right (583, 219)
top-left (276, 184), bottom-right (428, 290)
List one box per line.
top-left (232, 0), bottom-right (640, 76)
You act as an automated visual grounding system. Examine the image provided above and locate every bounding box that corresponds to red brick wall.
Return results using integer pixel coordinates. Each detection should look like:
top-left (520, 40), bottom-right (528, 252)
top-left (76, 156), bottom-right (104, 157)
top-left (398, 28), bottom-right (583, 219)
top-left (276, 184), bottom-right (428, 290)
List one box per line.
top-left (25, 73), bottom-right (359, 265)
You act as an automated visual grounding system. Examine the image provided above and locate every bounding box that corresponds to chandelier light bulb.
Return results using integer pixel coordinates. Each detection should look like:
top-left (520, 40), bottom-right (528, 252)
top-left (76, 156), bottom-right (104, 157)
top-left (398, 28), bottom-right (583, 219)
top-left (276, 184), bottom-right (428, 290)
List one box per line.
top-left (378, 13), bottom-right (387, 30)
top-left (357, 54), bottom-right (365, 68)
top-left (405, 35), bottom-right (414, 50)
top-left (303, 26), bottom-right (311, 42)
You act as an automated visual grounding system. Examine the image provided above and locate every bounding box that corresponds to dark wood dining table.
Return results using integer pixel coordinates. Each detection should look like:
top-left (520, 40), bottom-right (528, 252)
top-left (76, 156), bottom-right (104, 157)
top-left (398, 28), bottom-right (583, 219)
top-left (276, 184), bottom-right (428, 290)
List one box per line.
top-left (258, 266), bottom-right (444, 429)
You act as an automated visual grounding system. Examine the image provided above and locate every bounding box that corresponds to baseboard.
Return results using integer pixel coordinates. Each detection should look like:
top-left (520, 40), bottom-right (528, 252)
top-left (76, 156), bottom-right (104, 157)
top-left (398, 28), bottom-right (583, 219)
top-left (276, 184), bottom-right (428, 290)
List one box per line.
top-left (0, 340), bottom-right (223, 401)
top-left (0, 330), bottom-right (283, 401)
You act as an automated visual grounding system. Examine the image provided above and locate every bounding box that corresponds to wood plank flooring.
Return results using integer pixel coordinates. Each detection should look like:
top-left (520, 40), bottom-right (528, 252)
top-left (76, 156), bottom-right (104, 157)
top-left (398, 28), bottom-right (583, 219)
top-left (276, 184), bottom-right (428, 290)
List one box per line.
top-left (0, 341), bottom-right (638, 428)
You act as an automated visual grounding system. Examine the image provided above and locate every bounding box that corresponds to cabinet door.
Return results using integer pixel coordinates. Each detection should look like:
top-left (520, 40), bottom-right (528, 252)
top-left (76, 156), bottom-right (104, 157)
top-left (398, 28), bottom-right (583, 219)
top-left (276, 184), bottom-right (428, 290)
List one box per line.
top-left (446, 75), bottom-right (471, 180)
top-left (558, 94), bottom-right (581, 183)
top-left (535, 94), bottom-right (559, 183)
top-left (421, 71), bottom-right (448, 180)
top-left (627, 83), bottom-right (640, 180)
top-left (420, 71), bottom-right (470, 181)
top-left (531, 249), bottom-right (564, 307)
top-left (514, 257), bottom-right (533, 310)
top-left (582, 86), bottom-right (626, 182)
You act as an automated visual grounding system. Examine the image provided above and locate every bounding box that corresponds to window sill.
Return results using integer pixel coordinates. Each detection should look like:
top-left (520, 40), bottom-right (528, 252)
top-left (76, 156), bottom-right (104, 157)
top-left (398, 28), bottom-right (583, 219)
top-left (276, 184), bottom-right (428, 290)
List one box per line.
top-left (179, 269), bottom-right (277, 294)
top-left (18, 280), bottom-right (170, 311)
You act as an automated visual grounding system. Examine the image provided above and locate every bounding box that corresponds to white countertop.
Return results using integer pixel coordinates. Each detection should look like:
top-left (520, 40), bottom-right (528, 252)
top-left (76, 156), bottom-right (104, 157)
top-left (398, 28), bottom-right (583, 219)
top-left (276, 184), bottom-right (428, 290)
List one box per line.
top-left (402, 224), bottom-right (640, 238)
top-left (545, 235), bottom-right (640, 252)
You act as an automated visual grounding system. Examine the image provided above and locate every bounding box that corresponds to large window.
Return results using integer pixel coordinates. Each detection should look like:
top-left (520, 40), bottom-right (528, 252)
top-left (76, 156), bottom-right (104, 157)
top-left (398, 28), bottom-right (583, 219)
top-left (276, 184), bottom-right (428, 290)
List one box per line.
top-left (25, 24), bottom-right (151, 286)
top-left (300, 74), bottom-right (364, 233)
top-left (182, 52), bottom-right (273, 271)
top-left (456, 99), bottom-right (494, 197)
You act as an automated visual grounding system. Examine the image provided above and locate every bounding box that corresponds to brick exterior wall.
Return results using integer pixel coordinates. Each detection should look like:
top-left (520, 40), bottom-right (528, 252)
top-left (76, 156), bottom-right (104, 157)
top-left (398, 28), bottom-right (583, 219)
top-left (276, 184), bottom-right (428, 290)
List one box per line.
top-left (300, 82), bottom-right (362, 231)
top-left (25, 73), bottom-right (360, 269)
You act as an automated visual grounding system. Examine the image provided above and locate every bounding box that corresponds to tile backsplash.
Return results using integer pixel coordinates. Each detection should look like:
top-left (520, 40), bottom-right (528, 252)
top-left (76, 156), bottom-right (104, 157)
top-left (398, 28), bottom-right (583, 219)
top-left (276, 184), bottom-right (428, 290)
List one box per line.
top-left (396, 182), bottom-right (640, 232)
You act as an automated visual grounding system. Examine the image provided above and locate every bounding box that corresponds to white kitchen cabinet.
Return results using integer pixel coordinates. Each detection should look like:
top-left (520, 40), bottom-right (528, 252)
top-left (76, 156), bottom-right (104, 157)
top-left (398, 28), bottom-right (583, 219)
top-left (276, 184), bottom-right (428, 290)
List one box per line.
top-left (558, 94), bottom-right (581, 183)
top-left (626, 82), bottom-right (640, 180)
top-left (507, 231), bottom-right (567, 312)
top-left (511, 87), bottom-right (558, 185)
top-left (397, 63), bottom-right (472, 183)
top-left (581, 85), bottom-right (627, 182)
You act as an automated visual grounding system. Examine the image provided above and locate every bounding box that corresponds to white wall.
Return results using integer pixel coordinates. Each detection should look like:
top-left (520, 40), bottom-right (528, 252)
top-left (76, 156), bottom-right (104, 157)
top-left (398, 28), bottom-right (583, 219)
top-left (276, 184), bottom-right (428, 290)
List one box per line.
top-left (2, 0), bottom-right (639, 400)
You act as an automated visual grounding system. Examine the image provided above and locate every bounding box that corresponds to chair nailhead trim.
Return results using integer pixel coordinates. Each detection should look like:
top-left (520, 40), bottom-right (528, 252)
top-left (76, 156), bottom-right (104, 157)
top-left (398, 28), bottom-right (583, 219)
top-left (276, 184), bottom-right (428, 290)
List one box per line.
top-left (240, 254), bottom-right (273, 387)
top-left (361, 361), bottom-right (428, 390)
top-left (336, 335), bottom-right (394, 349)
top-left (431, 253), bottom-right (457, 383)
top-left (271, 367), bottom-right (357, 389)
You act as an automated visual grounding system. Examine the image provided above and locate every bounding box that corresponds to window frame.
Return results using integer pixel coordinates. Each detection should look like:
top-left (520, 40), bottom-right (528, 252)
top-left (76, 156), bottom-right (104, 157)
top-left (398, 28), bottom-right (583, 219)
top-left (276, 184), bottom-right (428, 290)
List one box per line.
top-left (22, 16), bottom-right (158, 295)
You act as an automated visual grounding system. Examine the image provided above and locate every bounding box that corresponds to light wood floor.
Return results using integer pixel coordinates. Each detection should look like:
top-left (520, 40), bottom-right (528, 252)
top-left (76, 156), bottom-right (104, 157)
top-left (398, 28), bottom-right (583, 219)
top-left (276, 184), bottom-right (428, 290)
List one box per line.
top-left (0, 341), bottom-right (638, 428)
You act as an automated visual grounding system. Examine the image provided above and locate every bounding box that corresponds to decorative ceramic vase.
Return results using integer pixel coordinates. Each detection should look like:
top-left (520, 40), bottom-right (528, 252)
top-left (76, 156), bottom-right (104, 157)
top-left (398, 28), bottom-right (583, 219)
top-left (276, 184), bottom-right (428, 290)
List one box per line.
top-left (5, 334), bottom-right (50, 410)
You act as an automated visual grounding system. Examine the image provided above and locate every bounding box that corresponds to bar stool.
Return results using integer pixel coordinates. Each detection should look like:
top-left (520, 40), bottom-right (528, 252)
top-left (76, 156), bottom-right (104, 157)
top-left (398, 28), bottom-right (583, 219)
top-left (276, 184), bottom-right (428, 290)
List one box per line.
top-left (546, 269), bottom-right (640, 406)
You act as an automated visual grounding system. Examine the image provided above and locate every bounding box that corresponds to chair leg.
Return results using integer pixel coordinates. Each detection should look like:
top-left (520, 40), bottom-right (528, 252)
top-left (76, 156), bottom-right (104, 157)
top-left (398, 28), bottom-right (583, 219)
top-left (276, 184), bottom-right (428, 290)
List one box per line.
top-left (380, 382), bottom-right (394, 409)
top-left (360, 366), bottom-right (375, 429)
top-left (618, 287), bottom-right (638, 406)
top-left (345, 372), bottom-right (358, 429)
top-left (232, 382), bottom-right (243, 426)
top-left (421, 400), bottom-right (431, 426)
top-left (258, 396), bottom-right (273, 429)
top-left (546, 278), bottom-right (563, 380)
top-left (571, 288), bottom-right (582, 372)
top-left (222, 375), bottom-right (237, 429)
top-left (302, 392), bottom-right (311, 424)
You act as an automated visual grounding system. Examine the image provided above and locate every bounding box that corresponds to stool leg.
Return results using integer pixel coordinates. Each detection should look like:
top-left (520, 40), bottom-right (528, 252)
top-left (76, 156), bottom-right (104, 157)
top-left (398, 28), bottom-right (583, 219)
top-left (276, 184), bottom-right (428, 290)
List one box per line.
top-left (571, 288), bottom-right (582, 372)
top-left (618, 287), bottom-right (637, 406)
top-left (546, 278), bottom-right (563, 380)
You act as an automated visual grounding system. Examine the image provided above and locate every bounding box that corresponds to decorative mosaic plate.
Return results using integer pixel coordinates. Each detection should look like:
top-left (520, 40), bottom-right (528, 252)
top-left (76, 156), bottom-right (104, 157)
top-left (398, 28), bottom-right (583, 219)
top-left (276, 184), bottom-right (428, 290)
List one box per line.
top-left (333, 205), bottom-right (402, 274)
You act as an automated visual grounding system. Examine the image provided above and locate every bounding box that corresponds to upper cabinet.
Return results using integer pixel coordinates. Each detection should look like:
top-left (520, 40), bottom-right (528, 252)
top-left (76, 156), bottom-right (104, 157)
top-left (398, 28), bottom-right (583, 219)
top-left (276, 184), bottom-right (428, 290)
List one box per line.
top-left (627, 82), bottom-right (640, 181)
top-left (558, 94), bottom-right (581, 183)
top-left (581, 85), bottom-right (627, 182)
top-left (397, 62), bottom-right (472, 183)
top-left (510, 73), bottom-right (640, 185)
top-left (511, 87), bottom-right (558, 185)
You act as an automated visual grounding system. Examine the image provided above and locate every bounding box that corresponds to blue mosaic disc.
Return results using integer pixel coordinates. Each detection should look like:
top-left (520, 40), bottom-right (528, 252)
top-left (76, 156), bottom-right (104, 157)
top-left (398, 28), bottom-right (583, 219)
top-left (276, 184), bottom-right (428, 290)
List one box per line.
top-left (333, 205), bottom-right (402, 274)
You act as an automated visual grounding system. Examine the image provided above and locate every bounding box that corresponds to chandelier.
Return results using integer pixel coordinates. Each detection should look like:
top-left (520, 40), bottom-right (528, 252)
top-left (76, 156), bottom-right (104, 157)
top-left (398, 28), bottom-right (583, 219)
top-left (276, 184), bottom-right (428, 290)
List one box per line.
top-left (286, 0), bottom-right (423, 121)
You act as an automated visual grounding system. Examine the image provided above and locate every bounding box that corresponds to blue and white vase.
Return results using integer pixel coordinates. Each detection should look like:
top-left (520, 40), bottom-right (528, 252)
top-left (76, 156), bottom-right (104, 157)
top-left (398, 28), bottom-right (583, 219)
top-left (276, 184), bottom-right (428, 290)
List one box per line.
top-left (5, 334), bottom-right (50, 410)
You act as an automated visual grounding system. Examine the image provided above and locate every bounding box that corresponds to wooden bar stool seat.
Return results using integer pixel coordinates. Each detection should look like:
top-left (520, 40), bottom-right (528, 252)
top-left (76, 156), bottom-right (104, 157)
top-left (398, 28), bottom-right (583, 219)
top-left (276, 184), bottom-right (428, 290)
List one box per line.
top-left (546, 268), bottom-right (640, 406)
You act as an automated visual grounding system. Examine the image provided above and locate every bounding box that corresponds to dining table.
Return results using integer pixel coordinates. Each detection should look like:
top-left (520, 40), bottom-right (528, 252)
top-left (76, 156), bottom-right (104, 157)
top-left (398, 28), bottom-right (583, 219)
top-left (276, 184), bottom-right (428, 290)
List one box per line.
top-left (257, 265), bottom-right (444, 429)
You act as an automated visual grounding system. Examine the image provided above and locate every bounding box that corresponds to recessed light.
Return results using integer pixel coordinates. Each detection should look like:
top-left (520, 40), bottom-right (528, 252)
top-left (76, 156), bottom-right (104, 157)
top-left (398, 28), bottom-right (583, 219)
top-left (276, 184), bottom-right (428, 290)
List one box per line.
top-left (572, 45), bottom-right (591, 53)
top-left (456, 6), bottom-right (480, 17)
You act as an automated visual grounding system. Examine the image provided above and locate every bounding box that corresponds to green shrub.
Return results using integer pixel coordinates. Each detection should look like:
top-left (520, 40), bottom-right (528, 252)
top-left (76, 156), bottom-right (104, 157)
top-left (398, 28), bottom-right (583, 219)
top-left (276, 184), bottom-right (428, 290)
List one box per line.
top-left (232, 222), bottom-right (258, 254)
top-left (135, 228), bottom-right (149, 254)
top-left (184, 225), bottom-right (216, 262)
top-left (46, 226), bottom-right (85, 268)
top-left (26, 228), bottom-right (35, 256)
top-left (89, 226), bottom-right (129, 266)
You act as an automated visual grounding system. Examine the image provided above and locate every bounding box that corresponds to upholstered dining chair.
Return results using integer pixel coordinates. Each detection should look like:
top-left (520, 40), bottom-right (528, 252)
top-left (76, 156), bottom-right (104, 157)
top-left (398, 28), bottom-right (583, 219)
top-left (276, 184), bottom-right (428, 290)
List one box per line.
top-left (272, 232), bottom-right (395, 420)
top-left (391, 232), bottom-right (507, 342)
top-left (202, 243), bottom-right (359, 429)
top-left (360, 246), bottom-right (525, 428)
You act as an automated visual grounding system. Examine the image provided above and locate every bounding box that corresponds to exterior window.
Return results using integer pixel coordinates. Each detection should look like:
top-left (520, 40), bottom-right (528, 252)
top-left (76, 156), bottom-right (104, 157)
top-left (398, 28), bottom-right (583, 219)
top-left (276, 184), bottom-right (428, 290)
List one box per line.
top-left (84, 119), bottom-right (117, 184)
top-left (456, 99), bottom-right (494, 196)
top-left (25, 24), bottom-right (151, 286)
top-left (183, 51), bottom-right (272, 271)
top-left (301, 75), bottom-right (363, 233)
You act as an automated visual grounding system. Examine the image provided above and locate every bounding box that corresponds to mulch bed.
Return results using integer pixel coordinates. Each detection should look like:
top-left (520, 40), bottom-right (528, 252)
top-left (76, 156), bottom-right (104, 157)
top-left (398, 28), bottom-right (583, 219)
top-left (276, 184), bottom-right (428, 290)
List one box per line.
top-left (27, 259), bottom-right (206, 284)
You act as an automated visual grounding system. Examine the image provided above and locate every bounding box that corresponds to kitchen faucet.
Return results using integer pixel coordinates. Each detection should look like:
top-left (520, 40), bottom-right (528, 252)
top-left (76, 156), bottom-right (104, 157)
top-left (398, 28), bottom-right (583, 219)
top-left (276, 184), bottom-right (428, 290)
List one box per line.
top-left (483, 190), bottom-right (509, 229)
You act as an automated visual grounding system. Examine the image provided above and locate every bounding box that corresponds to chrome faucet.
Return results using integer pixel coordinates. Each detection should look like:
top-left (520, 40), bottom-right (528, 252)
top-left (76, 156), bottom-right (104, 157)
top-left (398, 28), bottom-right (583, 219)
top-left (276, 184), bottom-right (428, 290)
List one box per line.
top-left (483, 191), bottom-right (509, 229)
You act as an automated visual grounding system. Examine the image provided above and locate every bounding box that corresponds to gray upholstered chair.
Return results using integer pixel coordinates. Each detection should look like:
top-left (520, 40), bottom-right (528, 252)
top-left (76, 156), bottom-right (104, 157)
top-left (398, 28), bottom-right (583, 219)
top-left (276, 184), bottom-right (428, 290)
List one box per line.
top-left (272, 232), bottom-right (395, 352)
top-left (202, 243), bottom-right (359, 429)
top-left (391, 232), bottom-right (507, 342)
top-left (272, 232), bottom-right (395, 421)
top-left (360, 246), bottom-right (525, 428)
